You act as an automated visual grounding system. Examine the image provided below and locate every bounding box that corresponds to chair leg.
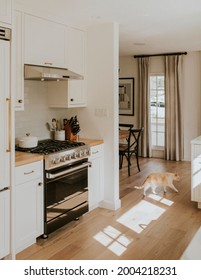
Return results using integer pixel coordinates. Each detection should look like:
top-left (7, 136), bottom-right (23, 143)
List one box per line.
top-left (136, 154), bottom-right (140, 172)
top-left (119, 155), bottom-right (123, 169)
top-left (128, 154), bottom-right (131, 176)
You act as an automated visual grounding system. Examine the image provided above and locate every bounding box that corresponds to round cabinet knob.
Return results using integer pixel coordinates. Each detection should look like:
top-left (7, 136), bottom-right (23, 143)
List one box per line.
top-left (18, 99), bottom-right (23, 103)
top-left (38, 182), bottom-right (43, 186)
top-left (70, 98), bottom-right (74, 102)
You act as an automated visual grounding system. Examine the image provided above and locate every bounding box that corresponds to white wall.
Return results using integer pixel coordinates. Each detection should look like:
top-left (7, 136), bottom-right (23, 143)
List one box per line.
top-left (119, 57), bottom-right (138, 126)
top-left (78, 22), bottom-right (121, 210)
top-left (119, 52), bottom-right (201, 161)
top-left (183, 52), bottom-right (201, 160)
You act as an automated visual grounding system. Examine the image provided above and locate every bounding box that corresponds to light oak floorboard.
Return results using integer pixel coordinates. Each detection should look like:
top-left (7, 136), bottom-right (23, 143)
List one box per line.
top-left (17, 157), bottom-right (201, 260)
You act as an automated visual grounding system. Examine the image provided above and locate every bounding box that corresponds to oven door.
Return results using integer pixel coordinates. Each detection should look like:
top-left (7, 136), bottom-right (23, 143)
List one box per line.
top-left (44, 159), bottom-right (90, 236)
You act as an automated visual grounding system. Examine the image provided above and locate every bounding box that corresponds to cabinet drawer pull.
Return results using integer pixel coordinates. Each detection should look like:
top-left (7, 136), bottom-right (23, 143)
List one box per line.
top-left (6, 98), bottom-right (11, 152)
top-left (92, 151), bottom-right (99, 154)
top-left (38, 182), bottom-right (43, 186)
top-left (44, 62), bottom-right (53, 66)
top-left (24, 170), bottom-right (35, 175)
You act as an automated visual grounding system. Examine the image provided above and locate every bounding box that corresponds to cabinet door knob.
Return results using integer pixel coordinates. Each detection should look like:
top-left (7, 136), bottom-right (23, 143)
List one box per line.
top-left (18, 99), bottom-right (23, 103)
top-left (38, 182), bottom-right (43, 186)
top-left (70, 98), bottom-right (74, 102)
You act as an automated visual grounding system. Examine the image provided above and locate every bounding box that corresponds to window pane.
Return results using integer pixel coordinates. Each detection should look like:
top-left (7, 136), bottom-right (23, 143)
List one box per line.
top-left (150, 75), bottom-right (165, 149)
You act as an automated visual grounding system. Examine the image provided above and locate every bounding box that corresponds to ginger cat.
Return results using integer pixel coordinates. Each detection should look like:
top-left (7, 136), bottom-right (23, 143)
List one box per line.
top-left (134, 172), bottom-right (180, 196)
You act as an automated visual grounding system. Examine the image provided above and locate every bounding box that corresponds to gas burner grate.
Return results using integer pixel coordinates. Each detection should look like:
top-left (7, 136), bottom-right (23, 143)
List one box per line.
top-left (15, 139), bottom-right (86, 155)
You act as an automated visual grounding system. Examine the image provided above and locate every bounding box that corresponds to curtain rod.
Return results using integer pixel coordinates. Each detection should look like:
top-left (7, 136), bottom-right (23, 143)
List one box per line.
top-left (134, 52), bottom-right (187, 58)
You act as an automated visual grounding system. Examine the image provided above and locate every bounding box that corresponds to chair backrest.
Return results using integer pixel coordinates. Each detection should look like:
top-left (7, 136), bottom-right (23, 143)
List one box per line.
top-left (119, 123), bottom-right (134, 130)
top-left (127, 127), bottom-right (144, 154)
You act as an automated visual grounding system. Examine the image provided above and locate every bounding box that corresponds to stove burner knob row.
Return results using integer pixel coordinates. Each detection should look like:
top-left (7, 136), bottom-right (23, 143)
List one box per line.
top-left (60, 154), bottom-right (71, 162)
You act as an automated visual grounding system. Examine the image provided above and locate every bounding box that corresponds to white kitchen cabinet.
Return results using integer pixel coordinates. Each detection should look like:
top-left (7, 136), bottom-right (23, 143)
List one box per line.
top-left (67, 28), bottom-right (86, 107)
top-left (0, 33), bottom-right (10, 192)
top-left (0, 0), bottom-right (12, 25)
top-left (67, 27), bottom-right (85, 76)
top-left (47, 79), bottom-right (86, 108)
top-left (88, 144), bottom-right (104, 211)
top-left (47, 27), bottom-right (86, 108)
top-left (24, 14), bottom-right (66, 68)
top-left (191, 136), bottom-right (201, 208)
top-left (15, 160), bottom-right (44, 253)
top-left (14, 10), bottom-right (24, 110)
top-left (0, 31), bottom-right (11, 259)
top-left (0, 189), bottom-right (10, 259)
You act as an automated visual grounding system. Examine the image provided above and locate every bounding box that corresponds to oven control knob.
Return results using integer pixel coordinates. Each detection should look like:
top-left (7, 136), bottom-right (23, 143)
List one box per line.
top-left (66, 154), bottom-right (71, 161)
top-left (84, 149), bottom-right (89, 156)
top-left (53, 158), bottom-right (60, 164)
top-left (61, 156), bottom-right (66, 162)
top-left (77, 151), bottom-right (82, 157)
top-left (71, 152), bottom-right (76, 159)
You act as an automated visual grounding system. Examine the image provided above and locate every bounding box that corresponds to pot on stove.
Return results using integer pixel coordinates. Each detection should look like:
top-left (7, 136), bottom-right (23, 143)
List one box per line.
top-left (18, 133), bottom-right (38, 148)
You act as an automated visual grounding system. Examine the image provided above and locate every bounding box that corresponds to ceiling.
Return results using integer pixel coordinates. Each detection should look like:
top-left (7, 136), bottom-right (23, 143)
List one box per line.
top-left (17, 0), bottom-right (201, 56)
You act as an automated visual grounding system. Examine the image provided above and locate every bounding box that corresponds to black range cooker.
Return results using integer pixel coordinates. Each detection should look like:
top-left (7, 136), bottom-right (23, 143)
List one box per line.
top-left (16, 139), bottom-right (91, 237)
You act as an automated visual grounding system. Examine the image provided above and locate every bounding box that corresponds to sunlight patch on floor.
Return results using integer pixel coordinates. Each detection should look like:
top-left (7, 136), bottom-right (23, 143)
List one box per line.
top-left (116, 200), bottom-right (166, 234)
top-left (93, 195), bottom-right (174, 256)
top-left (147, 193), bottom-right (174, 206)
top-left (93, 225), bottom-right (133, 256)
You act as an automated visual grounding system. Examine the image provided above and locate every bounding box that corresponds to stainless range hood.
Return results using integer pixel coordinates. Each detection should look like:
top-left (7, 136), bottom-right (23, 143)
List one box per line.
top-left (24, 64), bottom-right (83, 81)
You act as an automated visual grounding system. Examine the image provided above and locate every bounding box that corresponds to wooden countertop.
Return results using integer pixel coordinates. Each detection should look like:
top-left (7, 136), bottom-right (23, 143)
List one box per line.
top-left (15, 138), bottom-right (104, 166)
top-left (79, 138), bottom-right (104, 146)
top-left (15, 152), bottom-right (44, 167)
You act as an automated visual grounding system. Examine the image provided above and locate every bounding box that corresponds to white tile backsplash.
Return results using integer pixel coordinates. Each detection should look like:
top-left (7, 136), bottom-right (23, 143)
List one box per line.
top-left (15, 81), bottom-right (76, 141)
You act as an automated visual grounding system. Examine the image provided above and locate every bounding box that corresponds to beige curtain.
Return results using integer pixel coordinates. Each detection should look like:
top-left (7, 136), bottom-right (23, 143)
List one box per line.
top-left (165, 55), bottom-right (183, 161)
top-left (137, 57), bottom-right (151, 157)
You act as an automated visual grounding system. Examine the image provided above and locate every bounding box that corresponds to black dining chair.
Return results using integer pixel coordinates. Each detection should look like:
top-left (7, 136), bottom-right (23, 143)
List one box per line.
top-left (119, 127), bottom-right (144, 176)
top-left (119, 123), bottom-right (134, 130)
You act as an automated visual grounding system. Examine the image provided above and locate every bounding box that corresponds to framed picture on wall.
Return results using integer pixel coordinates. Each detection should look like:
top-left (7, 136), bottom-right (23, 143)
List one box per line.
top-left (119, 77), bottom-right (134, 116)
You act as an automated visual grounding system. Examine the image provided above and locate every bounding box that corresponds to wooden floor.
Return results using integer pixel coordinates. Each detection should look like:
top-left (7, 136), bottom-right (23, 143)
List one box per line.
top-left (17, 157), bottom-right (201, 260)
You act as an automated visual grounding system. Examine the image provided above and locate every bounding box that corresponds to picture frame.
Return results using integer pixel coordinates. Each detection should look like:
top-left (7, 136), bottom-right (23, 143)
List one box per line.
top-left (119, 77), bottom-right (134, 116)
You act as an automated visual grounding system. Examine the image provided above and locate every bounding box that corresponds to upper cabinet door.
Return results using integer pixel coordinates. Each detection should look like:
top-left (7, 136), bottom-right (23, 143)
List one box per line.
top-left (67, 27), bottom-right (85, 75)
top-left (24, 14), bottom-right (66, 68)
top-left (0, 0), bottom-right (12, 25)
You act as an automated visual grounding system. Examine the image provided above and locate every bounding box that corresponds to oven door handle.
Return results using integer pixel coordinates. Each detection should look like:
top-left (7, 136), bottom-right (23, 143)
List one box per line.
top-left (46, 161), bottom-right (92, 179)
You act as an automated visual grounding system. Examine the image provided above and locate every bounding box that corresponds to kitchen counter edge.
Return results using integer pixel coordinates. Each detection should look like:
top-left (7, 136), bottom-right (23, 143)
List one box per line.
top-left (15, 138), bottom-right (104, 166)
top-left (15, 152), bottom-right (44, 167)
top-left (79, 138), bottom-right (104, 147)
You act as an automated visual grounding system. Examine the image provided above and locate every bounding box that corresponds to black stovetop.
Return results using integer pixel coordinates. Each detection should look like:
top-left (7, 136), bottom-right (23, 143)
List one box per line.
top-left (15, 139), bottom-right (85, 155)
